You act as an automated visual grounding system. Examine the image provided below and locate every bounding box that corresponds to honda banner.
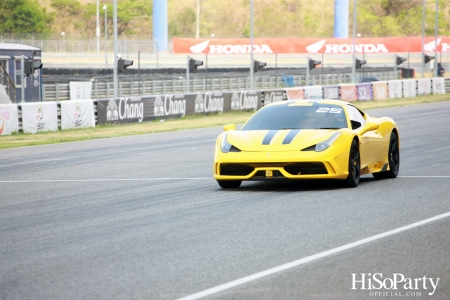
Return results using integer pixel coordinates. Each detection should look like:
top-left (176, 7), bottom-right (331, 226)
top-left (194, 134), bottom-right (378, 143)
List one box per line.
top-left (388, 80), bottom-right (403, 99)
top-left (21, 102), bottom-right (58, 133)
top-left (173, 37), bottom-right (450, 54)
top-left (60, 100), bottom-right (96, 130)
top-left (0, 104), bottom-right (19, 135)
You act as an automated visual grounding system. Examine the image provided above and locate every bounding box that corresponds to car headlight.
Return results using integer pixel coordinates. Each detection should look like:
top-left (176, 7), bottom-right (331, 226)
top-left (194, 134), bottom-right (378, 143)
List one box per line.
top-left (315, 132), bottom-right (341, 152)
top-left (221, 133), bottom-right (233, 153)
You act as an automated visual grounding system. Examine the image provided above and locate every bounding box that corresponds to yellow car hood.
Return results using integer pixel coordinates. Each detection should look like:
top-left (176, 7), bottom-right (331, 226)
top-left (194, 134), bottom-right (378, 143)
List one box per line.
top-left (226, 129), bottom-right (341, 152)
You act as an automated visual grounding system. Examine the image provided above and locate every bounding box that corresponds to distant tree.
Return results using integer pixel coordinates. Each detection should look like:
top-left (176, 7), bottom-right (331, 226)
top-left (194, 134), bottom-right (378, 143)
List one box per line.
top-left (0, 0), bottom-right (53, 34)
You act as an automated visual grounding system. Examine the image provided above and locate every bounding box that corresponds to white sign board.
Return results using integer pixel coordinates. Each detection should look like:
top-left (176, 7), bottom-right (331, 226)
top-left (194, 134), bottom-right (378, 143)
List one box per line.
top-left (303, 86), bottom-right (323, 99)
top-left (69, 82), bottom-right (93, 100)
top-left (60, 100), bottom-right (96, 130)
top-left (0, 104), bottom-right (19, 135)
top-left (417, 78), bottom-right (431, 96)
top-left (21, 102), bottom-right (58, 134)
top-left (388, 80), bottom-right (402, 99)
top-left (432, 77), bottom-right (446, 94)
top-left (402, 80), bottom-right (416, 98)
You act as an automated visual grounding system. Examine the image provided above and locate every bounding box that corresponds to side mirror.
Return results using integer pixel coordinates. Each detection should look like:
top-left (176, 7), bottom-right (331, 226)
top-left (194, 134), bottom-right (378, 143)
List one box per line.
top-left (358, 121), bottom-right (379, 135)
top-left (223, 124), bottom-right (236, 131)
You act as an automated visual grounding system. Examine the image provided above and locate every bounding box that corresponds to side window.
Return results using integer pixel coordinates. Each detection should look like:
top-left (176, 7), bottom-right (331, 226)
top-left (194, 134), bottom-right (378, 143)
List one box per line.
top-left (14, 58), bottom-right (25, 88)
top-left (346, 105), bottom-right (365, 129)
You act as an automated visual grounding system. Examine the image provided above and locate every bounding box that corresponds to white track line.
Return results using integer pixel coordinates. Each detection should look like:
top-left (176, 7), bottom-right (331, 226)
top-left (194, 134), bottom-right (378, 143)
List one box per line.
top-left (177, 212), bottom-right (450, 300)
top-left (399, 175), bottom-right (450, 178)
top-left (0, 178), bottom-right (211, 183)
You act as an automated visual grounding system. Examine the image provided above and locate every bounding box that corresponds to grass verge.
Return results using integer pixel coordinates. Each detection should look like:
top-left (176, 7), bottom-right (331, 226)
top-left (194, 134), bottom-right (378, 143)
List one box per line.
top-left (1, 94), bottom-right (449, 150)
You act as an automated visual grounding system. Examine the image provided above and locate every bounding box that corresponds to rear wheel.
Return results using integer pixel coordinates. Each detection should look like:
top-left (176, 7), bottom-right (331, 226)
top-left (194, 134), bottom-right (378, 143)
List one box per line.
top-left (217, 180), bottom-right (242, 189)
top-left (345, 139), bottom-right (360, 187)
top-left (373, 131), bottom-right (400, 179)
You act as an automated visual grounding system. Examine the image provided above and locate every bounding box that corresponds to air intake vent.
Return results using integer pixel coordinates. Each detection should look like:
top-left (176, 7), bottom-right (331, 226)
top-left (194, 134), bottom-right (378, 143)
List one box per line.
top-left (284, 163), bottom-right (328, 175)
top-left (220, 164), bottom-right (254, 176)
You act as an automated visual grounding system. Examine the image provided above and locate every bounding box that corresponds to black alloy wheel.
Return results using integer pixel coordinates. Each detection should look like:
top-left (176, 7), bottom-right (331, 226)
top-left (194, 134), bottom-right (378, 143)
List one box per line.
top-left (217, 180), bottom-right (242, 189)
top-left (345, 139), bottom-right (360, 187)
top-left (373, 131), bottom-right (400, 179)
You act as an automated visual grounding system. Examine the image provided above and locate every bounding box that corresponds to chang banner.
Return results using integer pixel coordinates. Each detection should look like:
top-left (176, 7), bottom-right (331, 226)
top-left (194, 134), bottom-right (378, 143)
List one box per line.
top-left (388, 80), bottom-right (402, 98)
top-left (403, 80), bottom-right (417, 98)
top-left (262, 90), bottom-right (284, 106)
top-left (432, 77), bottom-right (446, 94)
top-left (372, 82), bottom-right (389, 100)
top-left (0, 104), bottom-right (19, 135)
top-left (304, 86), bottom-right (323, 99)
top-left (194, 92), bottom-right (225, 114)
top-left (69, 82), bottom-right (93, 100)
top-left (356, 83), bottom-right (372, 101)
top-left (60, 100), bottom-right (95, 130)
top-left (97, 96), bottom-right (149, 124)
top-left (230, 91), bottom-right (261, 111)
top-left (21, 102), bottom-right (58, 133)
top-left (417, 78), bottom-right (432, 96)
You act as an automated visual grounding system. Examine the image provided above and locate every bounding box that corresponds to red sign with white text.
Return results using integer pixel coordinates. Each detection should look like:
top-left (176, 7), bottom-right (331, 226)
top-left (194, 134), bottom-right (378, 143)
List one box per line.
top-left (172, 37), bottom-right (450, 54)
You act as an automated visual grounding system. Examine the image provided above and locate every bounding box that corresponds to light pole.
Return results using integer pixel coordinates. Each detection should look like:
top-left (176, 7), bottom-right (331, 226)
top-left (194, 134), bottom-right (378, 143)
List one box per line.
top-left (61, 31), bottom-right (66, 52)
top-left (422, 0), bottom-right (426, 78)
top-left (250, 0), bottom-right (254, 90)
top-left (351, 0), bottom-right (357, 83)
top-left (434, 0), bottom-right (438, 77)
top-left (103, 4), bottom-right (108, 68)
top-left (96, 0), bottom-right (100, 53)
top-left (113, 0), bottom-right (118, 98)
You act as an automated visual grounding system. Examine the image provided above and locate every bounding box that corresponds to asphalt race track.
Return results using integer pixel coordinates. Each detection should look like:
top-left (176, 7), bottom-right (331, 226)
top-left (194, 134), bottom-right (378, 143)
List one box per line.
top-left (1, 102), bottom-right (449, 300)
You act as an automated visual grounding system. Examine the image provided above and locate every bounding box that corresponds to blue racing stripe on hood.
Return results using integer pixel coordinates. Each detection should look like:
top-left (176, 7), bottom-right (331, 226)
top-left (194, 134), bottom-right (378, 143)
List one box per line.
top-left (282, 129), bottom-right (301, 144)
top-left (262, 130), bottom-right (278, 145)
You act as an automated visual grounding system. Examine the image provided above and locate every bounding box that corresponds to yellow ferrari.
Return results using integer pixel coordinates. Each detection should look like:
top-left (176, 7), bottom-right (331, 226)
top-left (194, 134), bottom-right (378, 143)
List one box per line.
top-left (213, 99), bottom-right (400, 188)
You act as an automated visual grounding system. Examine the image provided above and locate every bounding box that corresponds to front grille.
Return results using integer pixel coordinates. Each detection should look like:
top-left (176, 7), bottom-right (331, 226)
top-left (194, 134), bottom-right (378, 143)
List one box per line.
top-left (284, 163), bottom-right (328, 175)
top-left (220, 164), bottom-right (254, 176)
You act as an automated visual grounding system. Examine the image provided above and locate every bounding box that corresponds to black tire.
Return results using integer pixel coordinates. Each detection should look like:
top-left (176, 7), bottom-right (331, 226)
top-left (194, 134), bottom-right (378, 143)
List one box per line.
top-left (373, 131), bottom-right (400, 179)
top-left (217, 180), bottom-right (242, 189)
top-left (344, 139), bottom-right (361, 187)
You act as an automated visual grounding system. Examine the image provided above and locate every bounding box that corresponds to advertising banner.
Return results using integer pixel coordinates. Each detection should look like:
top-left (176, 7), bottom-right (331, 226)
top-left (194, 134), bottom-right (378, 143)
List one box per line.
top-left (388, 80), bottom-right (403, 99)
top-left (323, 86), bottom-right (340, 100)
top-left (21, 102), bottom-right (58, 133)
top-left (432, 77), bottom-right (446, 94)
top-left (356, 83), bottom-right (372, 101)
top-left (340, 84), bottom-right (357, 101)
top-left (304, 86), bottom-right (323, 99)
top-left (285, 88), bottom-right (304, 100)
top-left (69, 82), bottom-right (93, 100)
top-left (0, 104), bottom-right (19, 135)
top-left (60, 100), bottom-right (95, 130)
top-left (403, 80), bottom-right (417, 98)
top-left (262, 90), bottom-right (284, 106)
top-left (372, 82), bottom-right (389, 100)
top-left (230, 90), bottom-right (261, 111)
top-left (417, 79), bottom-right (431, 96)
top-left (173, 37), bottom-right (450, 54)
top-left (193, 92), bottom-right (225, 114)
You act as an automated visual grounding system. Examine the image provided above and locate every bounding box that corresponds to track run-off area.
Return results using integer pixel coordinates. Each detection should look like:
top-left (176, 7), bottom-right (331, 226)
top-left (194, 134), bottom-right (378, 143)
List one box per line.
top-left (1, 101), bottom-right (449, 300)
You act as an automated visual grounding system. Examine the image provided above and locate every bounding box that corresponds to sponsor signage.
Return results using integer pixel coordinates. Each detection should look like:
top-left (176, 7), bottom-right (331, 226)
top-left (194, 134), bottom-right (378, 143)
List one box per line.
top-left (60, 99), bottom-right (96, 130)
top-left (372, 82), bottom-right (389, 100)
top-left (173, 37), bottom-right (450, 54)
top-left (21, 102), bottom-right (58, 133)
top-left (262, 90), bottom-right (284, 106)
top-left (356, 83), bottom-right (372, 101)
top-left (304, 86), bottom-right (323, 99)
top-left (230, 91), bottom-right (261, 111)
top-left (69, 81), bottom-right (93, 100)
top-left (417, 78), bottom-right (432, 96)
top-left (323, 86), bottom-right (340, 100)
top-left (432, 77), bottom-right (446, 94)
top-left (0, 104), bottom-right (19, 135)
top-left (403, 80), bottom-right (417, 98)
top-left (194, 92), bottom-right (225, 114)
top-left (388, 80), bottom-right (403, 99)
top-left (340, 85), bottom-right (357, 102)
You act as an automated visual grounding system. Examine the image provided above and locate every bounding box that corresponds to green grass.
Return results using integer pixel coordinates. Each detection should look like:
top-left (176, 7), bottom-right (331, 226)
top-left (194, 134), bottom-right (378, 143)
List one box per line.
top-left (1, 94), bottom-right (449, 150)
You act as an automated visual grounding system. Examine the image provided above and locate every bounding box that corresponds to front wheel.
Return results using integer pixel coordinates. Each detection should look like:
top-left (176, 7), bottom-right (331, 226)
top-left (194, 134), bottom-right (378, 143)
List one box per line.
top-left (344, 139), bottom-right (360, 187)
top-left (217, 180), bottom-right (242, 189)
top-left (373, 131), bottom-right (400, 179)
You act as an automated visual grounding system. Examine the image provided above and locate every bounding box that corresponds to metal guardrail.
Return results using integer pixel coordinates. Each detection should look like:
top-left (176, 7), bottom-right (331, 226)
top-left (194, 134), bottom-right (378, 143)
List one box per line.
top-left (42, 70), bottom-right (397, 101)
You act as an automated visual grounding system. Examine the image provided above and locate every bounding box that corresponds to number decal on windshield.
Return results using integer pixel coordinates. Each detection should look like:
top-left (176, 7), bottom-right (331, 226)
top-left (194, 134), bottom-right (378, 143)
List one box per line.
top-left (316, 107), bottom-right (343, 113)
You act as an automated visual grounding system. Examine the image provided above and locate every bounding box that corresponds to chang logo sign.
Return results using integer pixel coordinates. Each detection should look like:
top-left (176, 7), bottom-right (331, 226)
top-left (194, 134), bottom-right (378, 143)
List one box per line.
top-left (155, 95), bottom-right (186, 117)
top-left (106, 99), bottom-right (119, 121)
top-left (119, 97), bottom-right (144, 122)
top-left (154, 96), bottom-right (165, 117)
top-left (231, 91), bottom-right (258, 111)
top-left (195, 92), bottom-right (224, 113)
top-left (264, 91), bottom-right (283, 105)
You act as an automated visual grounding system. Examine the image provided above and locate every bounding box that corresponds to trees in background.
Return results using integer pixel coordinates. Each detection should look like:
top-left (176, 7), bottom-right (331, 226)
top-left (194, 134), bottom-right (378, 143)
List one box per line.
top-left (0, 0), bottom-right (53, 34)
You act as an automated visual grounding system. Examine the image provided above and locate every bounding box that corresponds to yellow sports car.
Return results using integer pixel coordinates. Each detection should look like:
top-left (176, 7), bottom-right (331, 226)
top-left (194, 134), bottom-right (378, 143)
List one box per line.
top-left (213, 99), bottom-right (400, 188)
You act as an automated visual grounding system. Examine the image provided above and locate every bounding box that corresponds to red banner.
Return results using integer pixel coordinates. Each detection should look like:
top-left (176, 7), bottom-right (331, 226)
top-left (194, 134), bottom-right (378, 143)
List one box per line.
top-left (172, 37), bottom-right (450, 54)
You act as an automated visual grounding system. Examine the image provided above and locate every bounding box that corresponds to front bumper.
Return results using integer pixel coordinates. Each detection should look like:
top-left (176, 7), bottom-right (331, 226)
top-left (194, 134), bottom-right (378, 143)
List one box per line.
top-left (213, 148), bottom-right (350, 181)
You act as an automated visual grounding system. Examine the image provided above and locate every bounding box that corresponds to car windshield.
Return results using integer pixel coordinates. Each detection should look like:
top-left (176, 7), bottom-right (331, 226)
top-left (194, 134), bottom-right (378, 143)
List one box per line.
top-left (241, 103), bottom-right (348, 131)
